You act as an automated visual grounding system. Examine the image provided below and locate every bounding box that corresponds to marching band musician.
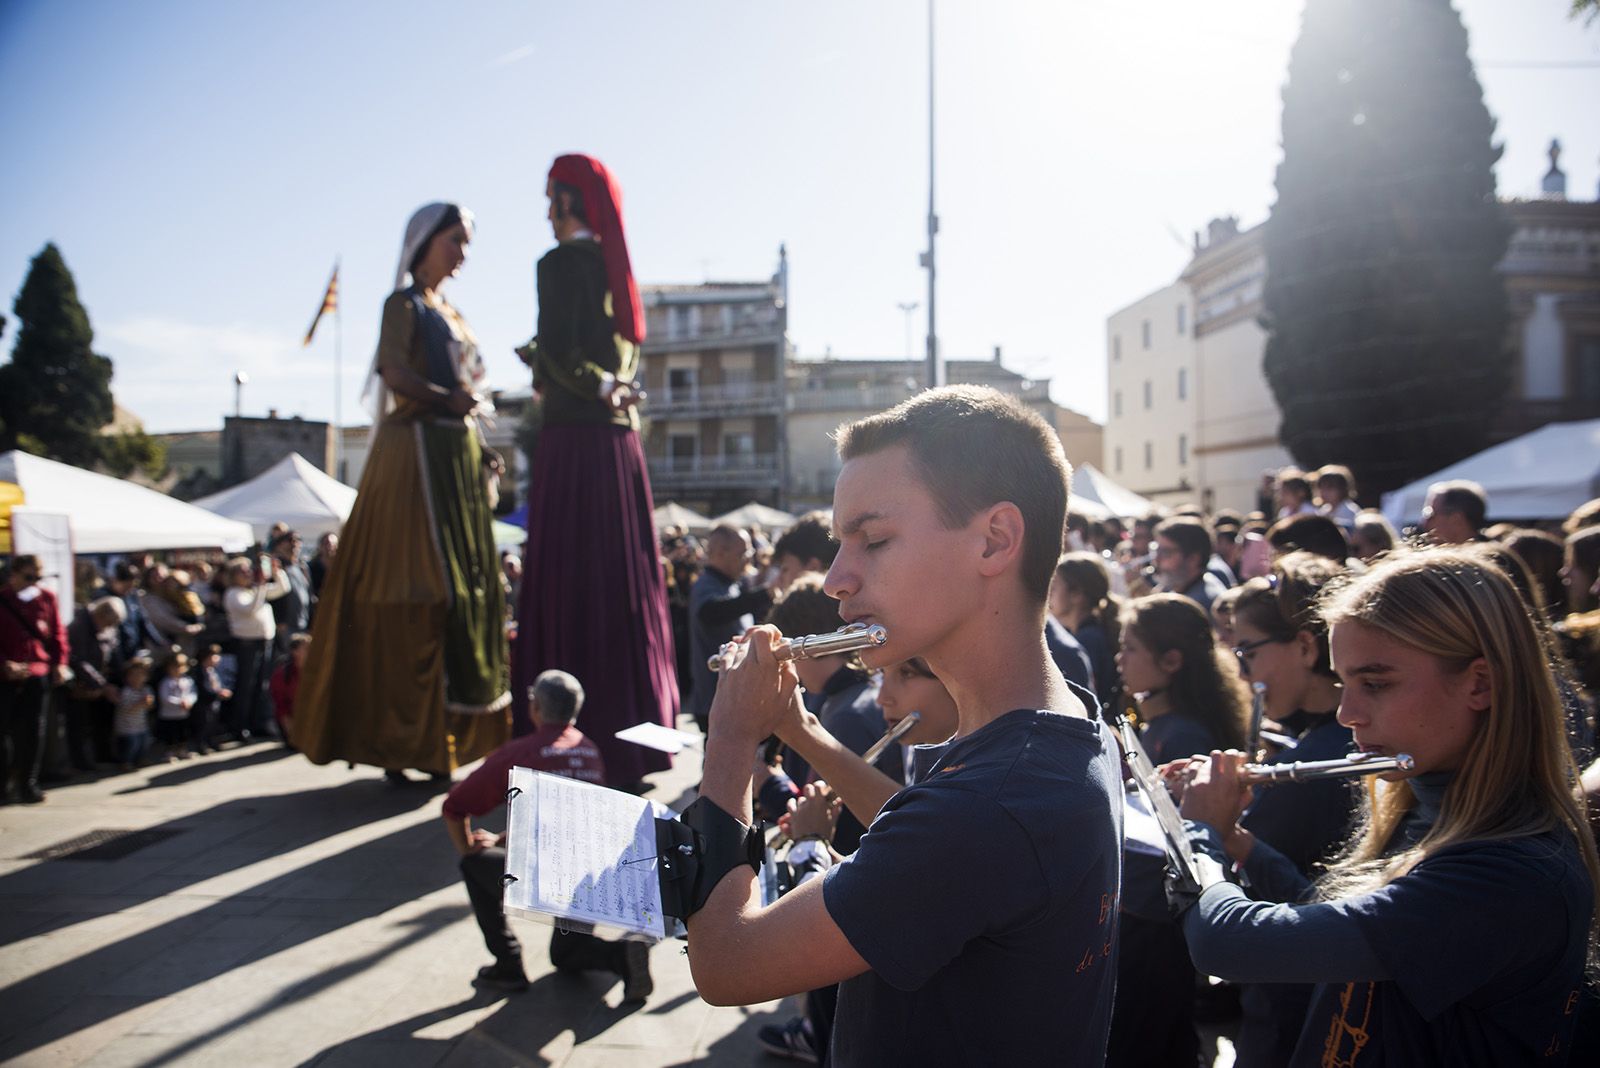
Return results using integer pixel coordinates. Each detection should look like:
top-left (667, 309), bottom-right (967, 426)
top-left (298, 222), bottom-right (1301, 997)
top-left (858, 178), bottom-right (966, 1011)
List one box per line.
top-left (1173, 547), bottom-right (1599, 1066)
top-left (676, 386), bottom-right (1123, 1066)
top-left (1193, 551), bottom-right (1358, 1068)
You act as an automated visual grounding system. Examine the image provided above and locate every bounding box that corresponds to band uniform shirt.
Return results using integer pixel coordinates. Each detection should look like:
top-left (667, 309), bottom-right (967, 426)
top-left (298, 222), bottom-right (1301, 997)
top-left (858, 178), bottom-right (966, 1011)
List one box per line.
top-left (821, 707), bottom-right (1124, 1067)
top-left (1139, 711), bottom-right (1220, 766)
top-left (1185, 829), bottom-right (1593, 1067)
top-left (1294, 832), bottom-right (1592, 1067)
top-left (442, 722), bottom-right (606, 821)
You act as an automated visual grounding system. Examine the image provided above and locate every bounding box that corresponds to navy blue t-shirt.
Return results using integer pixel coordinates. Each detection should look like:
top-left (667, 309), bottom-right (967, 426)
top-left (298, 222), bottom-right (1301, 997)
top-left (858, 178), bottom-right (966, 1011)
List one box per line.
top-left (1293, 833), bottom-right (1593, 1067)
top-left (822, 707), bottom-right (1124, 1067)
top-left (1240, 713), bottom-right (1357, 877)
top-left (1140, 710), bottom-right (1218, 765)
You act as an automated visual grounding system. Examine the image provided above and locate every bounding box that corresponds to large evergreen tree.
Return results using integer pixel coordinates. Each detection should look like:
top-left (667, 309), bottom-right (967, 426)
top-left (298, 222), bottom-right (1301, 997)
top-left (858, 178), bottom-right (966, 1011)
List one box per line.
top-left (1261, 0), bottom-right (1510, 499)
top-left (0, 244), bottom-right (116, 466)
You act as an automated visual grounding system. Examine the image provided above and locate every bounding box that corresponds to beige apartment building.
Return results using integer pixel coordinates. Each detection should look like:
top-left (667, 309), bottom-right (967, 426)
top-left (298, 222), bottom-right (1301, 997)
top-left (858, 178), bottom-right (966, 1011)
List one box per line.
top-left (634, 250), bottom-right (791, 517)
top-left (1104, 282), bottom-right (1197, 507)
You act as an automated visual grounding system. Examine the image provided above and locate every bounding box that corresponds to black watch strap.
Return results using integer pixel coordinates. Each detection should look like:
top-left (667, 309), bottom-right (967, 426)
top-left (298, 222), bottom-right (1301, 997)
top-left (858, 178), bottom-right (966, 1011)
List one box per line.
top-left (657, 796), bottom-right (764, 922)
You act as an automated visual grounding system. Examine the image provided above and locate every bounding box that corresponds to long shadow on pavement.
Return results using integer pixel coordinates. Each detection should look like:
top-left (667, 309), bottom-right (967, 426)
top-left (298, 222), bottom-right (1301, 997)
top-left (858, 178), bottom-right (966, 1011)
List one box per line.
top-left (299, 969), bottom-right (645, 1068)
top-left (0, 778), bottom-right (460, 1062)
top-left (111, 744), bottom-right (298, 794)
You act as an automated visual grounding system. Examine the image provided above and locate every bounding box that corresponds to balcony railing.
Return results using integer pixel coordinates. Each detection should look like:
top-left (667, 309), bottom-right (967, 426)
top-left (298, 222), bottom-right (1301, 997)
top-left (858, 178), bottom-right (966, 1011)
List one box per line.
top-left (649, 381), bottom-right (781, 417)
top-left (648, 452), bottom-right (781, 487)
top-left (787, 384), bottom-right (918, 412)
top-left (645, 321), bottom-right (783, 349)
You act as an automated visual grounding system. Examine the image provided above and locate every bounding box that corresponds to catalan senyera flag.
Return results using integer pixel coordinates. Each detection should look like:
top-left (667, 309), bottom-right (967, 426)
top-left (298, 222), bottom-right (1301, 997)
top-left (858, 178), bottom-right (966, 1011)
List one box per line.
top-left (302, 263), bottom-right (339, 346)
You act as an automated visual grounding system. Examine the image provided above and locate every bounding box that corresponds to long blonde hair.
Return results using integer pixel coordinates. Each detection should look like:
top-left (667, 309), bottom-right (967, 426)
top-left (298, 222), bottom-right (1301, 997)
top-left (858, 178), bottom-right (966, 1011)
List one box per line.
top-left (1317, 546), bottom-right (1599, 967)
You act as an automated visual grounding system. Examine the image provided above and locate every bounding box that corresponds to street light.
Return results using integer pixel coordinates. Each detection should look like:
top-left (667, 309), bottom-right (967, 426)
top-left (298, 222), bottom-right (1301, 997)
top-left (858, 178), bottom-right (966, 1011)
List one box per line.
top-left (897, 301), bottom-right (920, 362)
top-left (234, 370), bottom-right (249, 418)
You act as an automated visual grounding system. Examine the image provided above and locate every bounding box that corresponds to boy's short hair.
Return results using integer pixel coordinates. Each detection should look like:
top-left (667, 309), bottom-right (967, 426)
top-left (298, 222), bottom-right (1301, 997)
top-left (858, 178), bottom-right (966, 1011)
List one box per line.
top-left (834, 385), bottom-right (1070, 597)
top-left (531, 669), bottom-right (585, 723)
top-left (772, 510), bottom-right (838, 568)
top-left (1153, 517), bottom-right (1212, 563)
top-left (288, 632), bottom-right (312, 650)
top-left (767, 573), bottom-right (846, 637)
top-left (1267, 513), bottom-right (1349, 561)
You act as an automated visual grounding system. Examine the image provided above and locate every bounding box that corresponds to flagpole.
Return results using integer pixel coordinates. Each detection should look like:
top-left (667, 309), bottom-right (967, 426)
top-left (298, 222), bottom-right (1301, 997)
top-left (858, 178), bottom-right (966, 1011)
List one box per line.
top-left (332, 256), bottom-right (342, 483)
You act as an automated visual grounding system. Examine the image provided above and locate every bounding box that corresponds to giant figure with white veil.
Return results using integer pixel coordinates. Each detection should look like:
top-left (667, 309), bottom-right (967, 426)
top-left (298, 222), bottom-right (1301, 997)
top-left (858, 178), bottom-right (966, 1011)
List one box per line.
top-left (295, 202), bottom-right (511, 782)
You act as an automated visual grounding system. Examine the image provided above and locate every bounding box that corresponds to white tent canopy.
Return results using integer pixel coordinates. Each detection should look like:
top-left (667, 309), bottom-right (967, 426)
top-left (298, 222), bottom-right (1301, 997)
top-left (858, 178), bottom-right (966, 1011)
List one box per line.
top-left (1381, 419), bottom-right (1600, 526)
top-left (1070, 463), bottom-right (1159, 521)
top-left (192, 452), bottom-right (357, 542)
top-left (653, 501), bottom-right (713, 533)
top-left (711, 501), bottom-right (796, 531)
top-left (0, 450), bottom-right (254, 554)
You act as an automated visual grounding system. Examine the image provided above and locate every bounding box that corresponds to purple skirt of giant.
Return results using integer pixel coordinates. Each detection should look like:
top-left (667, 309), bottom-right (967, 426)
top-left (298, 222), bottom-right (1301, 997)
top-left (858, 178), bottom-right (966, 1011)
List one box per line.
top-left (514, 422), bottom-right (678, 785)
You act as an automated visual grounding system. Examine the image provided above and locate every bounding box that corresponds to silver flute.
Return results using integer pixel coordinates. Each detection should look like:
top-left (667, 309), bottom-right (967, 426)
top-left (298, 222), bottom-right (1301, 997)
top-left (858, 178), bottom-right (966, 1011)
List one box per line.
top-left (707, 622), bottom-right (888, 673)
top-left (1240, 751), bottom-right (1414, 785)
top-left (862, 711), bottom-right (921, 765)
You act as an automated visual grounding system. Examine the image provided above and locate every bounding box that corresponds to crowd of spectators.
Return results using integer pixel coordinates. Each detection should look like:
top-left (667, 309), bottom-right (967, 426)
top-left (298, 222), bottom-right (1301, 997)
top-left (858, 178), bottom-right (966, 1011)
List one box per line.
top-left (1, 524), bottom-right (327, 804)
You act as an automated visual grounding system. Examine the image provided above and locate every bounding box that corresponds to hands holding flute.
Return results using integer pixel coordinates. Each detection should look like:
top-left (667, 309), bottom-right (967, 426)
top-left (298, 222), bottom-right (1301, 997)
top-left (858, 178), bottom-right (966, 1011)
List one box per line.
top-left (705, 625), bottom-right (808, 746)
top-left (1160, 750), bottom-right (1258, 864)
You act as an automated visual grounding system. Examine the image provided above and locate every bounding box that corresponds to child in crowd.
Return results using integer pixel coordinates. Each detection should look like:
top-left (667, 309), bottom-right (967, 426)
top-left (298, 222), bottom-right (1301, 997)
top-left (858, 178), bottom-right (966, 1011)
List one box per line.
top-left (156, 650), bottom-right (196, 761)
top-left (113, 657), bottom-right (154, 769)
top-left (270, 633), bottom-right (310, 746)
top-left (190, 644), bottom-right (231, 755)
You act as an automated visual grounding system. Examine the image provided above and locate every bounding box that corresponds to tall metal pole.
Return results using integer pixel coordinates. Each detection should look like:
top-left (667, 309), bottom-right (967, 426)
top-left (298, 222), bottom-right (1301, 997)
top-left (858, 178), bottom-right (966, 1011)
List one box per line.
top-left (922, 0), bottom-right (939, 389)
top-left (332, 257), bottom-right (342, 481)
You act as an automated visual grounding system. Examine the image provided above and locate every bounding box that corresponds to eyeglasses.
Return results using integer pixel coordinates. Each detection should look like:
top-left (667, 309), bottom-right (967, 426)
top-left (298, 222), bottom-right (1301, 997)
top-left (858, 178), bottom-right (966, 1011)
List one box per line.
top-left (1231, 636), bottom-right (1289, 675)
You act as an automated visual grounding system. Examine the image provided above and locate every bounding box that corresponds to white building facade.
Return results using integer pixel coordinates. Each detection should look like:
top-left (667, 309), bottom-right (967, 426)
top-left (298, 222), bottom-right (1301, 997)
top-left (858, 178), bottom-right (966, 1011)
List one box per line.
top-left (1104, 282), bottom-right (1197, 506)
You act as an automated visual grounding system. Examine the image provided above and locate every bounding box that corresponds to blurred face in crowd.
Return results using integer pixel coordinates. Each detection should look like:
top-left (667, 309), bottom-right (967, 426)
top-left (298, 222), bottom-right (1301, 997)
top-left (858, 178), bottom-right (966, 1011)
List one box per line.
top-left (1278, 482), bottom-right (1308, 511)
top-left (877, 658), bottom-right (958, 745)
top-left (1421, 494), bottom-right (1475, 545)
top-left (1350, 527), bottom-right (1385, 561)
top-left (9, 558), bottom-right (41, 590)
top-left (773, 552), bottom-right (822, 594)
top-left (1116, 626), bottom-right (1178, 697)
top-left (1317, 478), bottom-right (1347, 506)
top-left (318, 533), bottom-right (338, 559)
top-left (1331, 620), bottom-right (1486, 775)
top-left (706, 530), bottom-right (752, 578)
top-left (291, 642), bottom-right (309, 669)
top-left (1154, 535), bottom-right (1202, 591)
top-left (1130, 522), bottom-right (1154, 556)
top-left (1564, 546), bottom-right (1599, 614)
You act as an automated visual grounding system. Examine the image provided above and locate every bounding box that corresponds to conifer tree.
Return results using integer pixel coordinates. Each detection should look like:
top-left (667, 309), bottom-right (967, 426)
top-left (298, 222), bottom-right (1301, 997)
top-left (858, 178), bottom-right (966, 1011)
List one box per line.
top-left (0, 244), bottom-right (116, 466)
top-left (1261, 0), bottom-right (1510, 498)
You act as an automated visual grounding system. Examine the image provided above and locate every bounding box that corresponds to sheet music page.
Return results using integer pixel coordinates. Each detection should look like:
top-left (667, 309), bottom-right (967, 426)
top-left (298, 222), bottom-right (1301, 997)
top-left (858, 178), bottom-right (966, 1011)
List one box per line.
top-left (518, 769), bottom-right (665, 940)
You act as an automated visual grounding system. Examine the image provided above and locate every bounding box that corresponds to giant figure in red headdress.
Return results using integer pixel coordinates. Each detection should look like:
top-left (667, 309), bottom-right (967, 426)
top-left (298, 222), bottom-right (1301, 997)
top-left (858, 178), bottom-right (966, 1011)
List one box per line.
top-left (513, 154), bottom-right (678, 787)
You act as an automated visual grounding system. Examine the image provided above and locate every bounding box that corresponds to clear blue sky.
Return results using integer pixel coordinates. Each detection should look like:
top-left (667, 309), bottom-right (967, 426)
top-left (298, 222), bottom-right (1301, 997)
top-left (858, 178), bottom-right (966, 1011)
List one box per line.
top-left (1, 0), bottom-right (1595, 433)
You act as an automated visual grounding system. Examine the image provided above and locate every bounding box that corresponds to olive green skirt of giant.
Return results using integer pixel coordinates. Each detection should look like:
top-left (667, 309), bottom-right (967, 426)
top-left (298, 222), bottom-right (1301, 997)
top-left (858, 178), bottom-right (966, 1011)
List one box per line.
top-left (292, 415), bottom-right (510, 772)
